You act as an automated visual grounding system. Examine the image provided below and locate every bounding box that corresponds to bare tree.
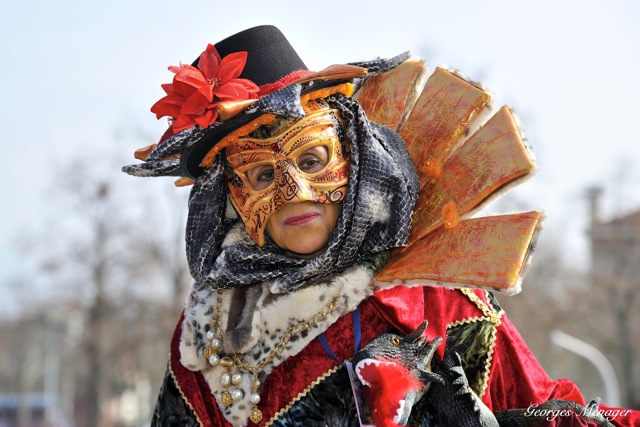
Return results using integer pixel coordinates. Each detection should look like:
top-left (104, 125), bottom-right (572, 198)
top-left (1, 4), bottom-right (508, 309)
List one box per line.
top-left (2, 155), bottom-right (191, 426)
top-left (495, 233), bottom-right (593, 380)
top-left (584, 207), bottom-right (640, 408)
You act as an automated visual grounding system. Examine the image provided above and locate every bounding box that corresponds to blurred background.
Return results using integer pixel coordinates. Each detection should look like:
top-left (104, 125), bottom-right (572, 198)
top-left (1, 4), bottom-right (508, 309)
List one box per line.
top-left (1, 0), bottom-right (639, 425)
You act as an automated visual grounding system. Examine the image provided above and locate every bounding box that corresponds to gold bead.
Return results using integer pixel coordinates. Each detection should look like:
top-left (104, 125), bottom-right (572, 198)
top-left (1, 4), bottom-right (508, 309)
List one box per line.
top-left (252, 378), bottom-right (262, 390)
top-left (220, 356), bottom-right (234, 368)
top-left (220, 391), bottom-right (233, 407)
top-left (203, 346), bottom-right (214, 359)
top-left (249, 407), bottom-right (263, 423)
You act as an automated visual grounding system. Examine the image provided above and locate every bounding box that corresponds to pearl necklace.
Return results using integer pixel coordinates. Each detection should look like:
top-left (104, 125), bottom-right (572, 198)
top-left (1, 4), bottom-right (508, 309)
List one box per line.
top-left (204, 289), bottom-right (341, 424)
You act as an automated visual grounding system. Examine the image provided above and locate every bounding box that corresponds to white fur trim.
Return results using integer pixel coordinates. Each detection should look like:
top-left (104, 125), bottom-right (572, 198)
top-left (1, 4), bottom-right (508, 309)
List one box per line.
top-left (180, 263), bottom-right (374, 426)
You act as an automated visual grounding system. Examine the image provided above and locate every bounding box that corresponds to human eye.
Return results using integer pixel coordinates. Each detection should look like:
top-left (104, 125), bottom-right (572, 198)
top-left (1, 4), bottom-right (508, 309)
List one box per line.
top-left (296, 146), bottom-right (328, 173)
top-left (245, 165), bottom-right (274, 190)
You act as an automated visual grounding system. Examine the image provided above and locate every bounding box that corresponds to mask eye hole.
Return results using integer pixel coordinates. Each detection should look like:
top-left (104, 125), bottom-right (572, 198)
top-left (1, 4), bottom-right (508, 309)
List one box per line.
top-left (296, 146), bottom-right (329, 174)
top-left (245, 165), bottom-right (274, 191)
top-left (391, 337), bottom-right (401, 346)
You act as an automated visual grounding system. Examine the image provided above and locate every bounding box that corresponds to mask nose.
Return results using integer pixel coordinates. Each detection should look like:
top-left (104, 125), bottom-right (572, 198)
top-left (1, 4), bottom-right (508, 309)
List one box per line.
top-left (274, 159), bottom-right (315, 205)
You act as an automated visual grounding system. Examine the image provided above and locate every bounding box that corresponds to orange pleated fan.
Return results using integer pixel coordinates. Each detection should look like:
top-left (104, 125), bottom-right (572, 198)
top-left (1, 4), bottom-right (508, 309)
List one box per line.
top-left (358, 61), bottom-right (541, 295)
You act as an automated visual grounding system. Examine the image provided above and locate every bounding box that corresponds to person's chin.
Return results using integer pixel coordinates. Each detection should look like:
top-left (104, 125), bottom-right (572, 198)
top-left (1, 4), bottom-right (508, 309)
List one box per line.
top-left (284, 235), bottom-right (329, 258)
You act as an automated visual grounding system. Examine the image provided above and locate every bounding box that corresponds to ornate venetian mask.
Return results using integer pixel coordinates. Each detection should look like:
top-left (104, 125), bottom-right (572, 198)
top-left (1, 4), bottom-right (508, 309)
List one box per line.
top-left (225, 100), bottom-right (350, 246)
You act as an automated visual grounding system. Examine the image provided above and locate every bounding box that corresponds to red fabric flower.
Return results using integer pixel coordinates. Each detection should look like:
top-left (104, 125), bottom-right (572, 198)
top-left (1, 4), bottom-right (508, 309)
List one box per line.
top-left (151, 44), bottom-right (260, 134)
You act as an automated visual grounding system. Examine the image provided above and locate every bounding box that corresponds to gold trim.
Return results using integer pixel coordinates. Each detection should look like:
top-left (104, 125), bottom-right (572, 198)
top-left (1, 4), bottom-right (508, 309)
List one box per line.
top-left (444, 315), bottom-right (498, 398)
top-left (264, 364), bottom-right (343, 426)
top-left (479, 322), bottom-right (498, 398)
top-left (218, 99), bottom-right (257, 122)
top-left (200, 113), bottom-right (276, 168)
top-left (446, 315), bottom-right (493, 329)
top-left (299, 83), bottom-right (354, 104)
top-left (444, 289), bottom-right (504, 398)
top-left (460, 288), bottom-right (504, 325)
top-left (290, 64), bottom-right (367, 85)
top-left (168, 358), bottom-right (205, 427)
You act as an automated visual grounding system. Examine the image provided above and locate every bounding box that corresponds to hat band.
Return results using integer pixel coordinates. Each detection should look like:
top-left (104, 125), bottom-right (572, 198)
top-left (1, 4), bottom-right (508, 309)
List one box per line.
top-left (259, 70), bottom-right (314, 96)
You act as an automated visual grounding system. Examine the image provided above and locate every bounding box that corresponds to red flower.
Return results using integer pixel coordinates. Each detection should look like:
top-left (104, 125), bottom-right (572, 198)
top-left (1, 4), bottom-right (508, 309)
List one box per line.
top-left (151, 44), bottom-right (260, 134)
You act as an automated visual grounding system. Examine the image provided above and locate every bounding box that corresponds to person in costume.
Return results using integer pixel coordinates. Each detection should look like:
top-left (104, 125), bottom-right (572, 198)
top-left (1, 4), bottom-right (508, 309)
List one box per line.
top-left (123, 25), bottom-right (638, 427)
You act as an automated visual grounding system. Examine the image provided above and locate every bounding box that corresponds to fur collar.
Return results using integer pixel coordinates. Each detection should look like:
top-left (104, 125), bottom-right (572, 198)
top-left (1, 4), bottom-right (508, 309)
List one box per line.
top-left (179, 261), bottom-right (375, 426)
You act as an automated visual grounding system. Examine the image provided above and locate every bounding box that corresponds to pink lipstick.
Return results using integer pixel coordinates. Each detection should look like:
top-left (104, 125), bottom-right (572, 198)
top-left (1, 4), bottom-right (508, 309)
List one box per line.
top-left (284, 212), bottom-right (320, 226)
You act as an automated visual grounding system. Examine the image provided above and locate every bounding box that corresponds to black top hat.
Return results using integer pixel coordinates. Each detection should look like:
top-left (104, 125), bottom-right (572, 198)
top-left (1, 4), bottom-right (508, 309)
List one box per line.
top-left (123, 25), bottom-right (409, 182)
top-left (209, 25), bottom-right (308, 87)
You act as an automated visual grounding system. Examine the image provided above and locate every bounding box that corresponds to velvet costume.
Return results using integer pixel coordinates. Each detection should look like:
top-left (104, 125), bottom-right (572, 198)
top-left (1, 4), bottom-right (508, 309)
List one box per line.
top-left (154, 286), bottom-right (637, 426)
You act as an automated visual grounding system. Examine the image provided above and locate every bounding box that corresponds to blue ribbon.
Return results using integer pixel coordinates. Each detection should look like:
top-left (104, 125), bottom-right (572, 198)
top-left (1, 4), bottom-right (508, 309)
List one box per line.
top-left (317, 308), bottom-right (361, 363)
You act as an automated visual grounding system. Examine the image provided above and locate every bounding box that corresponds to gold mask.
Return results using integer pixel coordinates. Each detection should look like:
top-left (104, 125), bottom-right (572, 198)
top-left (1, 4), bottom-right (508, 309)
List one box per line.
top-left (226, 102), bottom-right (349, 246)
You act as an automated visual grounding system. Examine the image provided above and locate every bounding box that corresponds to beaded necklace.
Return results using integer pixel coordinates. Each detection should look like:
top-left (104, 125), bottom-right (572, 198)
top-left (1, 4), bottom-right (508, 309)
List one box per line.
top-left (203, 289), bottom-right (341, 423)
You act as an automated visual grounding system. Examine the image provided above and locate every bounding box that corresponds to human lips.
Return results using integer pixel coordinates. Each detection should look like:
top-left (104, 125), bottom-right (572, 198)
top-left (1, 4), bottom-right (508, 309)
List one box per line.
top-left (283, 211), bottom-right (320, 226)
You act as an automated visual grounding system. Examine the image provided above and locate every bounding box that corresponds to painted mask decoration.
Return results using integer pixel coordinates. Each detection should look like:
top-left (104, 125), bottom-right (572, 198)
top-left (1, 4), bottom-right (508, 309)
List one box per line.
top-left (225, 100), bottom-right (350, 246)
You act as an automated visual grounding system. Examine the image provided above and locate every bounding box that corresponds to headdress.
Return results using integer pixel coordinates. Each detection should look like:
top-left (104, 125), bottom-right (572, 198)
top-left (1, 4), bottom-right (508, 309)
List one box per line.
top-left (122, 25), bottom-right (406, 183)
top-left (123, 25), bottom-right (418, 293)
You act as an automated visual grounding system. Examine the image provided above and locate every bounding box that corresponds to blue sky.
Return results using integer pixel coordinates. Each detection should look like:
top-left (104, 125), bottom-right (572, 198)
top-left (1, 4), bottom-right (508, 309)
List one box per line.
top-left (2, 1), bottom-right (640, 304)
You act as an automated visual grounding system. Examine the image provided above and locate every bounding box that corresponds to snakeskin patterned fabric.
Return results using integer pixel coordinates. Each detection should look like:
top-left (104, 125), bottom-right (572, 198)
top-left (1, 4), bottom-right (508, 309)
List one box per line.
top-left (184, 94), bottom-right (418, 293)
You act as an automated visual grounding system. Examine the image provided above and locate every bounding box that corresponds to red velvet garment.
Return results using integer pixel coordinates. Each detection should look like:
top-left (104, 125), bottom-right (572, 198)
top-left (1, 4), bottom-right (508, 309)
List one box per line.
top-left (371, 285), bottom-right (585, 411)
top-left (169, 286), bottom-right (639, 426)
top-left (489, 314), bottom-right (639, 426)
top-left (371, 286), bottom-right (639, 426)
top-left (169, 297), bottom-right (393, 426)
